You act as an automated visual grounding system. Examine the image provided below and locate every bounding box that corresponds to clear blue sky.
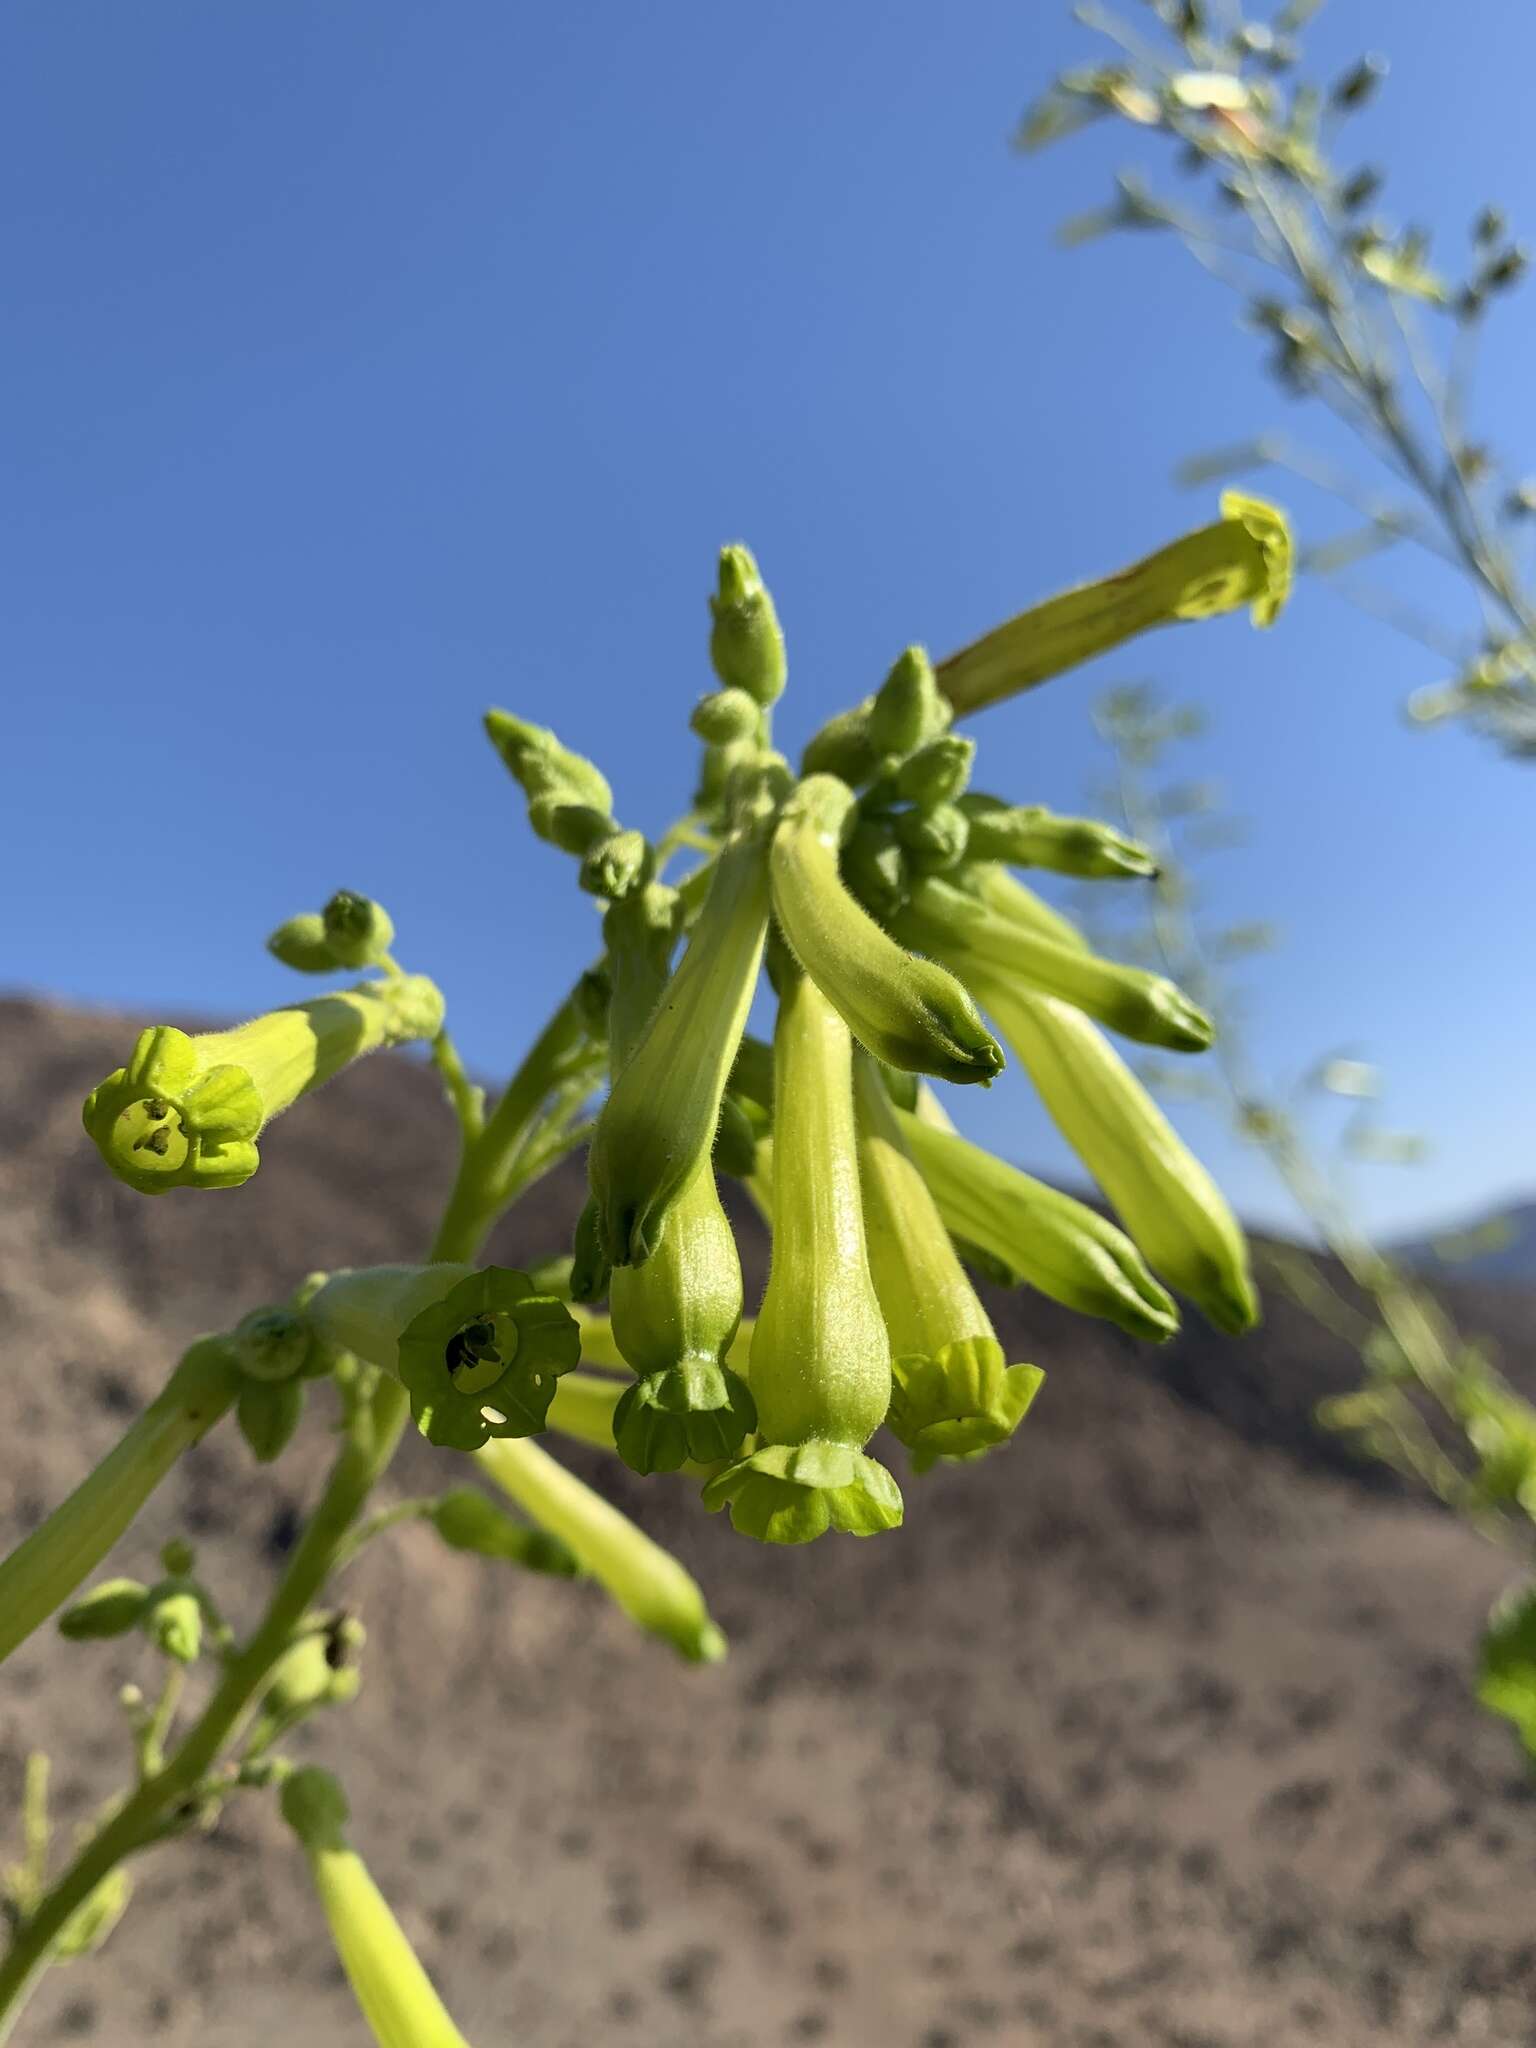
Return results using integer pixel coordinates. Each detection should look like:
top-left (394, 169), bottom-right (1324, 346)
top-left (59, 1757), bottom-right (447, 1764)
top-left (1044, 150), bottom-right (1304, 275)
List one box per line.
top-left (5, 2), bottom-right (1534, 1238)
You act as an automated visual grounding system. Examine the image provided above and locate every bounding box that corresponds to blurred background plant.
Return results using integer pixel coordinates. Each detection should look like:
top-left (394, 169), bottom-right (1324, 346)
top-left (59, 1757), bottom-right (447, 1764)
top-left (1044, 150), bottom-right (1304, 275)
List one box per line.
top-left (1025, 0), bottom-right (1536, 1754)
top-left (1023, 0), bottom-right (1536, 755)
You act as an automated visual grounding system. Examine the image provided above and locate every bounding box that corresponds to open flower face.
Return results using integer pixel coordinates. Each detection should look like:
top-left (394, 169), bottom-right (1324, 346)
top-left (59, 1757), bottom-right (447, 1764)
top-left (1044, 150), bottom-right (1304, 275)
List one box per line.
top-left (397, 1268), bottom-right (581, 1451)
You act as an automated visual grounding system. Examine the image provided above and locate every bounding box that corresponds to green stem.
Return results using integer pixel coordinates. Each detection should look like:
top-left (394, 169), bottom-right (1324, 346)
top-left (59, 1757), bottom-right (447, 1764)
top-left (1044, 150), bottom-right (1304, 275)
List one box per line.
top-left (0, 985), bottom-right (595, 2036)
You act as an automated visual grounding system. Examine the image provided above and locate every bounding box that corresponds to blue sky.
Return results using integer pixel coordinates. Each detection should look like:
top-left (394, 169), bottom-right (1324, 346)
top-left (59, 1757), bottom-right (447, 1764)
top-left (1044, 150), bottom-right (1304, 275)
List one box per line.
top-left (5, 2), bottom-right (1534, 1238)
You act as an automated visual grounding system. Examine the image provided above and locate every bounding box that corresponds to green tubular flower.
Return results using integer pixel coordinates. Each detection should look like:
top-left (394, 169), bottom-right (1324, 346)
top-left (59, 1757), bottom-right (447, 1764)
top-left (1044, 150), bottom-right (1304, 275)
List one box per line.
top-left (852, 1055), bottom-right (1041, 1461)
top-left (484, 707), bottom-right (617, 852)
top-left (587, 828), bottom-right (770, 1266)
top-left (0, 1339), bottom-right (238, 1667)
top-left (307, 1264), bottom-right (580, 1450)
top-left (281, 1770), bottom-right (474, 2048)
top-left (769, 775), bottom-right (1003, 1085)
top-left (703, 968), bottom-right (901, 1545)
top-left (428, 1489), bottom-right (579, 1577)
top-left (936, 494), bottom-right (1292, 717)
top-left (709, 544), bottom-right (786, 706)
top-left (959, 796), bottom-right (1157, 879)
top-left (867, 646), bottom-right (951, 756)
top-left (968, 863), bottom-right (1090, 954)
top-left (893, 1105), bottom-right (1179, 1342)
top-left (598, 886), bottom-right (755, 1472)
top-left (477, 1437), bottom-right (727, 1662)
top-left (969, 980), bottom-right (1258, 1334)
top-left (897, 876), bottom-right (1213, 1054)
top-left (82, 976), bottom-right (444, 1195)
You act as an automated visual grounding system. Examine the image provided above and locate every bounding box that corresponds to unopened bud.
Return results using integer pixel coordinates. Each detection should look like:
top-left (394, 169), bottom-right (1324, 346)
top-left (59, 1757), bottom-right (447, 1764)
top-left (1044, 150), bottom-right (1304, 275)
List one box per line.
top-left (709, 545), bottom-right (787, 706)
top-left (321, 891), bottom-right (395, 970)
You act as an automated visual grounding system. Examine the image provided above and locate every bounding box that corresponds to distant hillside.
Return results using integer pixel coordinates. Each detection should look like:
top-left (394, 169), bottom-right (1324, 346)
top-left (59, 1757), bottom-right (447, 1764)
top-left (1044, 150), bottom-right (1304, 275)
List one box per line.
top-left (4, 993), bottom-right (1536, 2048)
top-left (1391, 1200), bottom-right (1536, 1288)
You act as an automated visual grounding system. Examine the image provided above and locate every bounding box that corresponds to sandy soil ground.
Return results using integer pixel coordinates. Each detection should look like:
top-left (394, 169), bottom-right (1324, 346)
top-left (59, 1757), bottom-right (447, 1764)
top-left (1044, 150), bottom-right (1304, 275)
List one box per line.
top-left (3, 995), bottom-right (1534, 2048)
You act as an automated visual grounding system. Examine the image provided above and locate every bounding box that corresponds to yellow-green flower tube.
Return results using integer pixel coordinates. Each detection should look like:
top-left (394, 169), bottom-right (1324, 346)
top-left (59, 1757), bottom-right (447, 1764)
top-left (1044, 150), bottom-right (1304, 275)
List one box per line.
top-left (937, 494), bottom-right (1290, 716)
top-left (853, 1055), bottom-right (1041, 1464)
top-left (898, 876), bottom-right (1212, 1053)
top-left (82, 976), bottom-right (444, 1194)
top-left (892, 1105), bottom-right (1178, 1343)
top-left (281, 1770), bottom-right (473, 2048)
top-left (0, 1339), bottom-right (238, 1666)
top-left (968, 976), bottom-right (1258, 1334)
top-left (703, 967), bottom-right (902, 1543)
top-left (477, 1437), bottom-right (726, 1661)
top-left (588, 830), bottom-right (770, 1265)
top-left (769, 774), bottom-right (1003, 1085)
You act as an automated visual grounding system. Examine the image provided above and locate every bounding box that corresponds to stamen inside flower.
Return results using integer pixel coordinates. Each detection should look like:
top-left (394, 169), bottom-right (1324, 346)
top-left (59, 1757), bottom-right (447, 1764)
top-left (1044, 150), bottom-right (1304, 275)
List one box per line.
top-left (114, 1098), bottom-right (190, 1176)
top-left (444, 1314), bottom-right (520, 1395)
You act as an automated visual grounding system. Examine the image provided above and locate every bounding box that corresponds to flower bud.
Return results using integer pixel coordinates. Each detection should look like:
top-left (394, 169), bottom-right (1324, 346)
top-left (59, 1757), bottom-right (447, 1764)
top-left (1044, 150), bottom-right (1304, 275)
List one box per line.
top-left (800, 699), bottom-right (879, 784)
top-left (428, 1488), bottom-right (579, 1576)
top-left (82, 976), bottom-right (444, 1195)
top-left (959, 796), bottom-right (1156, 879)
top-left (867, 647), bottom-right (951, 756)
top-left (769, 776), bottom-right (1003, 1085)
top-left (281, 1768), bottom-right (475, 2048)
top-left (478, 1437), bottom-right (727, 1661)
top-left (0, 1338), bottom-right (238, 1667)
top-left (896, 734), bottom-right (975, 807)
top-left (232, 1305), bottom-right (323, 1383)
top-left (579, 828), bottom-right (650, 902)
top-left (713, 1092), bottom-right (759, 1180)
top-left (894, 800), bottom-right (970, 873)
top-left (936, 494), bottom-right (1291, 715)
top-left (691, 687), bottom-right (762, 745)
top-left (898, 877), bottom-right (1212, 1053)
top-left (703, 967), bottom-right (902, 1544)
top-left (237, 1375), bottom-right (306, 1463)
top-left (266, 913), bottom-right (338, 974)
top-left (973, 981), bottom-right (1258, 1334)
top-left (58, 1578), bottom-right (150, 1641)
top-left (55, 1869), bottom-right (131, 1960)
top-left (893, 1104), bottom-right (1178, 1342)
top-left (709, 545), bottom-right (787, 706)
top-left (841, 816), bottom-right (910, 920)
top-left (321, 891), bottom-right (395, 969)
top-left (588, 829), bottom-right (770, 1265)
top-left (144, 1586), bottom-right (201, 1663)
top-left (307, 1264), bottom-right (580, 1450)
top-left (853, 1056), bottom-right (1041, 1461)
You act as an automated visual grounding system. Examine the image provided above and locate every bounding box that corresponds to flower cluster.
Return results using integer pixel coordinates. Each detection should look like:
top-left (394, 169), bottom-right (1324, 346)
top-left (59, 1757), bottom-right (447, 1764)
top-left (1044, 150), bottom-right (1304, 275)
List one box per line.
top-left (518, 503), bottom-right (1285, 1543)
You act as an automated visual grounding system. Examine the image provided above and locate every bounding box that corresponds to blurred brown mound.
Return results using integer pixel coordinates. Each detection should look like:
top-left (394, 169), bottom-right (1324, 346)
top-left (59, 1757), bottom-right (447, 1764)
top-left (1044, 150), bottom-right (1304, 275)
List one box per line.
top-left (3, 993), bottom-right (1535, 2048)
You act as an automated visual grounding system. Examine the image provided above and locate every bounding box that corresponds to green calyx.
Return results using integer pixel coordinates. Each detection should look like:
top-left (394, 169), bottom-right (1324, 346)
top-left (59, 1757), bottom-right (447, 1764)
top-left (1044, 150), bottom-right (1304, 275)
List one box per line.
top-left (893, 1103), bottom-right (1179, 1343)
top-left (898, 876), bottom-right (1212, 1054)
top-left (888, 1337), bottom-right (1044, 1463)
top-left (485, 707), bottom-right (617, 853)
top-left (232, 1305), bottom-right (331, 1384)
top-left (579, 829), bottom-right (651, 902)
top-left (321, 891), bottom-right (395, 969)
top-left (691, 686), bottom-right (763, 745)
top-left (769, 775), bottom-right (1003, 1085)
top-left (396, 1267), bottom-right (581, 1450)
top-left (588, 829), bottom-right (770, 1265)
top-left (894, 800), bottom-right (971, 874)
top-left (709, 545), bottom-right (787, 706)
top-left (896, 733), bottom-right (975, 807)
top-left (612, 1360), bottom-right (757, 1474)
top-left (58, 1578), bottom-right (150, 1641)
top-left (82, 978), bottom-right (445, 1195)
top-left (702, 1441), bottom-right (902, 1544)
top-left (867, 646), bottom-right (951, 756)
top-left (959, 796), bottom-right (1157, 879)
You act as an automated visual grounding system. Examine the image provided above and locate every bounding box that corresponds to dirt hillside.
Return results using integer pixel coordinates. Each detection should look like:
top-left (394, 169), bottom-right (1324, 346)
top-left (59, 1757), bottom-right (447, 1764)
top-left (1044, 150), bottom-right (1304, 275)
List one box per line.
top-left (2, 994), bottom-right (1534, 2048)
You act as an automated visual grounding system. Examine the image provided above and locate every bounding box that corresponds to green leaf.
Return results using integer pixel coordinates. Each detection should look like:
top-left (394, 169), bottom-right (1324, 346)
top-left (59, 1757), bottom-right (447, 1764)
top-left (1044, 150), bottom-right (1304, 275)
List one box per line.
top-left (1479, 1583), bottom-right (1536, 1755)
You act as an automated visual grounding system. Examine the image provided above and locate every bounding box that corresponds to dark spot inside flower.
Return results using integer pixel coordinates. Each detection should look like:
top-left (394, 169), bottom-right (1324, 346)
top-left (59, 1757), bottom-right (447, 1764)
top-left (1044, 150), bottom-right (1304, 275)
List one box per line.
top-left (135, 1126), bottom-right (172, 1157)
top-left (144, 1099), bottom-right (169, 1120)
